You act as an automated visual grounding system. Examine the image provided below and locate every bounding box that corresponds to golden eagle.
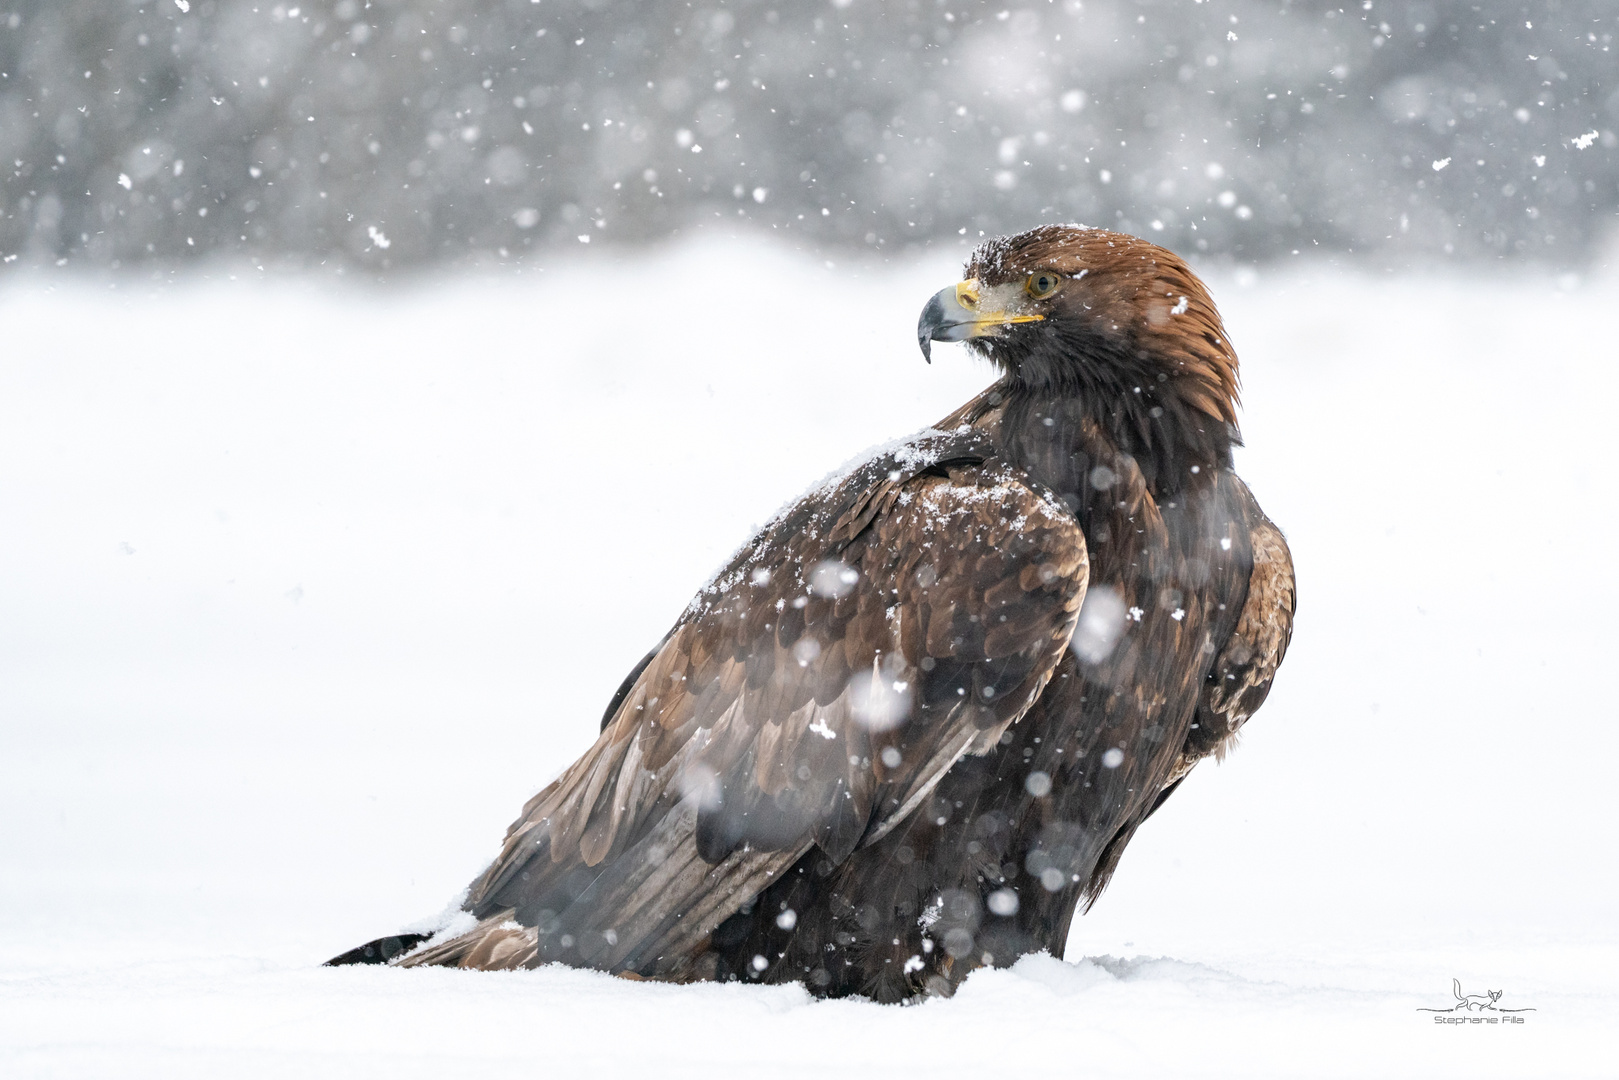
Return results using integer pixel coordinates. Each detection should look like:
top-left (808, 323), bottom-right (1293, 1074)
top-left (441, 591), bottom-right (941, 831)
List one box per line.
top-left (328, 225), bottom-right (1295, 1001)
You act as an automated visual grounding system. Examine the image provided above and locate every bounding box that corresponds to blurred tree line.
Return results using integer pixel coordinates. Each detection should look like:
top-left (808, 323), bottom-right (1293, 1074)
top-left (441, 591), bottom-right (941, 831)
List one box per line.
top-left (0, 0), bottom-right (1613, 272)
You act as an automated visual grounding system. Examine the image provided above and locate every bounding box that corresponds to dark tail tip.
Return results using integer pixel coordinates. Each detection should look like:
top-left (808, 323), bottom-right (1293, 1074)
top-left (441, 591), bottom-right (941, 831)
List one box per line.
top-left (324, 932), bottom-right (434, 967)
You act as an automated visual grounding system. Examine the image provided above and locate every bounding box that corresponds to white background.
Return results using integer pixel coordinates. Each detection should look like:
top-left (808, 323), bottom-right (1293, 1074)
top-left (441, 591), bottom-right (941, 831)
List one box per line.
top-left (2, 235), bottom-right (1614, 1076)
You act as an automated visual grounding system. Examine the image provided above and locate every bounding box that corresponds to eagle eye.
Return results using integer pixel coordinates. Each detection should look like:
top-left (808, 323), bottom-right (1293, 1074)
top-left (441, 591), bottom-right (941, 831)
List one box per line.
top-left (1025, 272), bottom-right (1062, 300)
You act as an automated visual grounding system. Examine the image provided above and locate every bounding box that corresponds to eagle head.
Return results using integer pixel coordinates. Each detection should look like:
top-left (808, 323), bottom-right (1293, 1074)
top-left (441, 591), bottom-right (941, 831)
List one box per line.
top-left (918, 224), bottom-right (1240, 427)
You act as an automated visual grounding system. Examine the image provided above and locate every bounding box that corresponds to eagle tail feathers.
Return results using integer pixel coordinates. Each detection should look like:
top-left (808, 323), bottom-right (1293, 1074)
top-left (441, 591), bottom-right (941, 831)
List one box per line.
top-left (322, 932), bottom-right (436, 967)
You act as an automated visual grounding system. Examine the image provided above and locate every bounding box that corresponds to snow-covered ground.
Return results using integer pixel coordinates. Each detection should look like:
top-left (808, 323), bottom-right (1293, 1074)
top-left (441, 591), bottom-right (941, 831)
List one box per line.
top-left (2, 237), bottom-right (1615, 1077)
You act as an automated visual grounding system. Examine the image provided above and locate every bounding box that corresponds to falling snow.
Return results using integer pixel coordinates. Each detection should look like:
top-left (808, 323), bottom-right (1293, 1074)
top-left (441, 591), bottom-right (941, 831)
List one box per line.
top-left (1, 3), bottom-right (1613, 269)
top-left (1, 1), bottom-right (1616, 1065)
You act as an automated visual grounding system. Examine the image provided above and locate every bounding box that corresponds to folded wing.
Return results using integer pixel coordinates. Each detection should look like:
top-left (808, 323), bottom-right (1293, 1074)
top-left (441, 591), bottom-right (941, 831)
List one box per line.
top-left (1188, 491), bottom-right (1296, 763)
top-left (403, 433), bottom-right (1088, 975)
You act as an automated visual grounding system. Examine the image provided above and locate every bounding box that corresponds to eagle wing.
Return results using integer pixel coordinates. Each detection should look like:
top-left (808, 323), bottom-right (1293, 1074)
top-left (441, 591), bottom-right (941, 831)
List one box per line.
top-left (1070, 474), bottom-right (1294, 916)
top-left (1186, 488), bottom-right (1296, 762)
top-left (403, 432), bottom-right (1088, 974)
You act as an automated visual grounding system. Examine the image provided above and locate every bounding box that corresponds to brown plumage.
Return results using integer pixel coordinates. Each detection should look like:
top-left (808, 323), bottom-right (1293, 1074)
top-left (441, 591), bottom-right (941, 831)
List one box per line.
top-left (327, 225), bottom-right (1295, 1001)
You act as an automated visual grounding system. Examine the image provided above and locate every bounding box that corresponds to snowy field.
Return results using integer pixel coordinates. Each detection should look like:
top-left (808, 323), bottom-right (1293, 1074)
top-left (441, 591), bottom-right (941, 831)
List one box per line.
top-left (2, 236), bottom-right (1616, 1077)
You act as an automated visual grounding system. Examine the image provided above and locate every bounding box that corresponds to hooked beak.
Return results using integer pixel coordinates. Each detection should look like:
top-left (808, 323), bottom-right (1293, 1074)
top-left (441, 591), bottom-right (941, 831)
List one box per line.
top-left (916, 279), bottom-right (1044, 363)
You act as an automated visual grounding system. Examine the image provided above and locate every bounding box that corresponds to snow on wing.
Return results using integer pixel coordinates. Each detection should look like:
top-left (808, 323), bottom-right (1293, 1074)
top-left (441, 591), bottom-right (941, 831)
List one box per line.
top-left (403, 435), bottom-right (1087, 975)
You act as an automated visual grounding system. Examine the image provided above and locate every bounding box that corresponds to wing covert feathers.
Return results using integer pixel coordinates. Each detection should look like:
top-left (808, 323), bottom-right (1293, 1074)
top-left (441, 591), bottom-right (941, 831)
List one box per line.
top-left (404, 431), bottom-right (1088, 976)
top-left (1187, 502), bottom-right (1295, 764)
